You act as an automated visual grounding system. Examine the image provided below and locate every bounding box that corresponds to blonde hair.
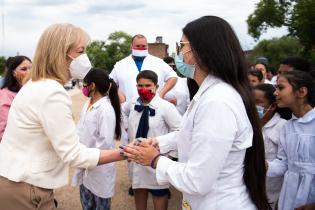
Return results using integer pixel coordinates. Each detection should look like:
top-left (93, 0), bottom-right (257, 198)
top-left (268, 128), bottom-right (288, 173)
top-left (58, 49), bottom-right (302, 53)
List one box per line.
top-left (30, 23), bottom-right (90, 84)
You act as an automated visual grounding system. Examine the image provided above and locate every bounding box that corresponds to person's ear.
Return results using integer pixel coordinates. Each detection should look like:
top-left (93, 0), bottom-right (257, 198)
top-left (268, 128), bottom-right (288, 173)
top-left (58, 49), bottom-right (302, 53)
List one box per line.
top-left (90, 82), bottom-right (96, 91)
top-left (156, 84), bottom-right (159, 90)
top-left (296, 86), bottom-right (308, 99)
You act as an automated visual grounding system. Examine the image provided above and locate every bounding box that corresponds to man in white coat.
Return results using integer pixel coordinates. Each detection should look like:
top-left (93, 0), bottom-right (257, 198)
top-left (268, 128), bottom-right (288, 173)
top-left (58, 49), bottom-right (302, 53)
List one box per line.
top-left (109, 34), bottom-right (178, 102)
top-left (110, 34), bottom-right (178, 196)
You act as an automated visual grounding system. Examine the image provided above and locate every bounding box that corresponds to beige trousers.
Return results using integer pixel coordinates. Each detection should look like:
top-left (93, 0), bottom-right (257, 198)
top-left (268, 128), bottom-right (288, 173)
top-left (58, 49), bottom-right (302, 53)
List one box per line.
top-left (0, 176), bottom-right (56, 210)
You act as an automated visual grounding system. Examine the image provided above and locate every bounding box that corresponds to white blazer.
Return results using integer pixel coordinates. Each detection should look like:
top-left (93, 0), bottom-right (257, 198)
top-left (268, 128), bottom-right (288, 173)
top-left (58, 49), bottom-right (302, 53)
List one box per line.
top-left (156, 75), bottom-right (256, 210)
top-left (0, 80), bottom-right (100, 189)
top-left (110, 54), bottom-right (177, 101)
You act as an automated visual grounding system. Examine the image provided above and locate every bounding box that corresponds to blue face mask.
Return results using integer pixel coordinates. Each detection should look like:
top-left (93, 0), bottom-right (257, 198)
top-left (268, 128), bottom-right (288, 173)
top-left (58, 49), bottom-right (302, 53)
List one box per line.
top-left (174, 52), bottom-right (195, 79)
top-left (256, 105), bottom-right (265, 119)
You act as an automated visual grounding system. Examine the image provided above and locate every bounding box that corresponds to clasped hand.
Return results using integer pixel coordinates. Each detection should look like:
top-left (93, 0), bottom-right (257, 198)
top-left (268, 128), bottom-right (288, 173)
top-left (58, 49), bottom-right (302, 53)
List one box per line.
top-left (119, 138), bottom-right (160, 166)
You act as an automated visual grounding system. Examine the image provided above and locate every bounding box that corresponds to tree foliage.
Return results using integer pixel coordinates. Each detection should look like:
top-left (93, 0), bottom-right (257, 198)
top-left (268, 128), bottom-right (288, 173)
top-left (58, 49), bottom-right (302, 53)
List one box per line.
top-left (247, 0), bottom-right (315, 55)
top-left (87, 31), bottom-right (132, 73)
top-left (248, 36), bottom-right (304, 70)
top-left (0, 56), bottom-right (6, 76)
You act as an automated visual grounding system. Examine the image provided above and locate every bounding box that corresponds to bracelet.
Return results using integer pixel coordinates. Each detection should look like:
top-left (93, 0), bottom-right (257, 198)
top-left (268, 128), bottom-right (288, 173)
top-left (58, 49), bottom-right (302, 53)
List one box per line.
top-left (150, 153), bottom-right (161, 169)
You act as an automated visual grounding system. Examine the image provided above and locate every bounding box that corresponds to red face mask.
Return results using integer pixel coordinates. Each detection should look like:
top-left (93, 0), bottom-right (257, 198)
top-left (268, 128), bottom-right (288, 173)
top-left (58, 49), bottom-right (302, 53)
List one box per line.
top-left (138, 88), bottom-right (156, 101)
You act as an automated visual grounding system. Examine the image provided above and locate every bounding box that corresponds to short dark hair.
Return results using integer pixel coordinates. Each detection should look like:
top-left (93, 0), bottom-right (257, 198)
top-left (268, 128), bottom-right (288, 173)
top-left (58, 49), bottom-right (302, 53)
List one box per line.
top-left (281, 56), bottom-right (310, 72)
top-left (163, 56), bottom-right (174, 64)
top-left (1, 55), bottom-right (32, 92)
top-left (131, 34), bottom-right (146, 44)
top-left (249, 69), bottom-right (263, 81)
top-left (136, 70), bottom-right (158, 85)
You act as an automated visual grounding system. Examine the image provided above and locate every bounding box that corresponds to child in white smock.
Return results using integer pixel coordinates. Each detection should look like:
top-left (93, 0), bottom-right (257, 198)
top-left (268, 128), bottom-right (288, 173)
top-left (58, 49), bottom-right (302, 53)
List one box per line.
top-left (267, 70), bottom-right (315, 210)
top-left (123, 70), bottom-right (181, 210)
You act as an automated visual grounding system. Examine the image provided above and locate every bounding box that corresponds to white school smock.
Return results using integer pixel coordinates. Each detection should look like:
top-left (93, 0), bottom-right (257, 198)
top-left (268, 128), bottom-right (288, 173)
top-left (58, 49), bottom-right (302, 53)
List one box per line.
top-left (267, 108), bottom-right (315, 210)
top-left (155, 75), bottom-right (256, 210)
top-left (72, 97), bottom-right (116, 198)
top-left (262, 113), bottom-right (286, 208)
top-left (110, 54), bottom-right (177, 101)
top-left (122, 95), bottom-right (181, 189)
top-left (164, 77), bottom-right (190, 116)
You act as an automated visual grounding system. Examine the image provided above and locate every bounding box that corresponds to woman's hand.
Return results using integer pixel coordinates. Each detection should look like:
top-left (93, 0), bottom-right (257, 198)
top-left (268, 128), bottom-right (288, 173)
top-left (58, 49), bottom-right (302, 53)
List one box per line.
top-left (121, 140), bottom-right (160, 167)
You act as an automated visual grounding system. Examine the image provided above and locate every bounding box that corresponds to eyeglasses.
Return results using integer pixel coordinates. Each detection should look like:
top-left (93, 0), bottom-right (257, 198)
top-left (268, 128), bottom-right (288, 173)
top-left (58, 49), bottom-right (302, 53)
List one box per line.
top-left (176, 41), bottom-right (190, 55)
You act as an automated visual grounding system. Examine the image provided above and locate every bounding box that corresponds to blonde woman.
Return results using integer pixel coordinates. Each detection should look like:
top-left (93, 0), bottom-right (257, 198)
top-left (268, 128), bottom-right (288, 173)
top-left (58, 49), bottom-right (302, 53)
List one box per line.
top-left (0, 23), bottom-right (125, 210)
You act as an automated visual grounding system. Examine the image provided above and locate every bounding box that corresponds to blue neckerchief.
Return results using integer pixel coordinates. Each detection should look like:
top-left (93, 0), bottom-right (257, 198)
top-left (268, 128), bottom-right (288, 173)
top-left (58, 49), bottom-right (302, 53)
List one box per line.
top-left (133, 56), bottom-right (145, 72)
top-left (134, 99), bottom-right (155, 138)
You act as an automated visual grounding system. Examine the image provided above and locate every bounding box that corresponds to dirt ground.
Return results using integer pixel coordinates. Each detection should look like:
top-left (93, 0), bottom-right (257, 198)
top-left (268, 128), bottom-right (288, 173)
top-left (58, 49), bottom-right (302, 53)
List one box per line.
top-left (54, 93), bottom-right (182, 210)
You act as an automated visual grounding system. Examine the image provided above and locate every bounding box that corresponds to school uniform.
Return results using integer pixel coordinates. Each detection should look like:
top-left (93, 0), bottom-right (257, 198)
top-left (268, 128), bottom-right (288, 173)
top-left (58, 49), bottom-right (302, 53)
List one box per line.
top-left (155, 75), bottom-right (256, 210)
top-left (110, 54), bottom-right (177, 101)
top-left (267, 108), bottom-right (315, 210)
top-left (123, 95), bottom-right (181, 190)
top-left (262, 113), bottom-right (286, 208)
top-left (72, 97), bottom-right (116, 209)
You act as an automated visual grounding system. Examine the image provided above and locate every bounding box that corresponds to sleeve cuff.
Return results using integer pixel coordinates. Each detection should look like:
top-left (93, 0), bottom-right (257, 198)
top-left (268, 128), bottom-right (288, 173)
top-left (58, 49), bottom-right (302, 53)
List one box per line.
top-left (156, 156), bottom-right (173, 185)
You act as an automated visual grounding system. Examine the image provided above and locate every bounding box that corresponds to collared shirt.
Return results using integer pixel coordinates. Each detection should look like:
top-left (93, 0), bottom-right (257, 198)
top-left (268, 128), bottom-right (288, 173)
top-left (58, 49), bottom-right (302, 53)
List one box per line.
top-left (0, 88), bottom-right (17, 141)
top-left (267, 108), bottom-right (315, 210)
top-left (122, 95), bottom-right (181, 189)
top-left (110, 54), bottom-right (177, 101)
top-left (156, 75), bottom-right (256, 210)
top-left (72, 97), bottom-right (116, 198)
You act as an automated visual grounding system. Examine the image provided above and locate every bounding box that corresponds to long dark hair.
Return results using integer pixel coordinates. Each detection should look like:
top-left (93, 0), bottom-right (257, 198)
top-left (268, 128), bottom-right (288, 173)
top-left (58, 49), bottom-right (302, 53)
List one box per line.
top-left (183, 16), bottom-right (270, 209)
top-left (83, 68), bottom-right (121, 139)
top-left (1, 56), bottom-right (31, 92)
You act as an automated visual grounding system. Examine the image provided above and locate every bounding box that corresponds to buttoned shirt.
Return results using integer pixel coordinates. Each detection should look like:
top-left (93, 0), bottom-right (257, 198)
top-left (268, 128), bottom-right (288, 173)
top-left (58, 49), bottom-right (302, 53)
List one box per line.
top-left (72, 97), bottom-right (116, 198)
top-left (156, 75), bottom-right (256, 210)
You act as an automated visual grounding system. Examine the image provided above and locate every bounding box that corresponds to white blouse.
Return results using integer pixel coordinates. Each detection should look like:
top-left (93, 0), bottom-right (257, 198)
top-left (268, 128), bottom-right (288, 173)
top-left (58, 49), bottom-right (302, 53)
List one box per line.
top-left (156, 75), bottom-right (256, 210)
top-left (72, 97), bottom-right (116, 198)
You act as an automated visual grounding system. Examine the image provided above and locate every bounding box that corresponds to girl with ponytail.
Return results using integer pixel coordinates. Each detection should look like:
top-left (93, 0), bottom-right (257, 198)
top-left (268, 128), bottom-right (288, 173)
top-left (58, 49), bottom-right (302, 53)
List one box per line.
top-left (72, 68), bottom-right (121, 210)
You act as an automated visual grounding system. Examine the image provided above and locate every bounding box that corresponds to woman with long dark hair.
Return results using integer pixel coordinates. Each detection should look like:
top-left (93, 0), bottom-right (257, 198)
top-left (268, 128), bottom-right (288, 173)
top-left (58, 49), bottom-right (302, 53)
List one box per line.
top-left (122, 16), bottom-right (270, 210)
top-left (0, 55), bottom-right (32, 141)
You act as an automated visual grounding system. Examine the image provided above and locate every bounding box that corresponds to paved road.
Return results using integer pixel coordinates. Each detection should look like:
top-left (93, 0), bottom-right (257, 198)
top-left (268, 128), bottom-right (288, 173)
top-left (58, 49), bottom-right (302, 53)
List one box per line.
top-left (54, 93), bottom-right (182, 210)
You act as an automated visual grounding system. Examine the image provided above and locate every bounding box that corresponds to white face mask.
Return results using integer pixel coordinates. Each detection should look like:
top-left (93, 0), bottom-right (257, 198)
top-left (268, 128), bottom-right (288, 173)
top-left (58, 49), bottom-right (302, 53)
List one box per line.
top-left (132, 48), bottom-right (148, 57)
top-left (69, 53), bottom-right (92, 80)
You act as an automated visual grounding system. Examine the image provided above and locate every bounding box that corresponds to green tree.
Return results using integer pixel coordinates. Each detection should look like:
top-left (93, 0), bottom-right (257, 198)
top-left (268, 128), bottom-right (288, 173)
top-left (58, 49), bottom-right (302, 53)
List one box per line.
top-left (0, 56), bottom-right (6, 76)
top-left (247, 0), bottom-right (315, 57)
top-left (87, 31), bottom-right (132, 73)
top-left (249, 36), bottom-right (304, 70)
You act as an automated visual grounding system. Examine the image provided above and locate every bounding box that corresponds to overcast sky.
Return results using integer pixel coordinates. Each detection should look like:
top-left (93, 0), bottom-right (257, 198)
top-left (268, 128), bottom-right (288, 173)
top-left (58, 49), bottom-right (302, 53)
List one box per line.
top-left (0, 0), bottom-right (287, 58)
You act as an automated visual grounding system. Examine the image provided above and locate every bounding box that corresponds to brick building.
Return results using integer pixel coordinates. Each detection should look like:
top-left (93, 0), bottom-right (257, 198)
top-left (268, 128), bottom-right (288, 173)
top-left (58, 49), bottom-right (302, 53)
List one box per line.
top-left (148, 36), bottom-right (169, 59)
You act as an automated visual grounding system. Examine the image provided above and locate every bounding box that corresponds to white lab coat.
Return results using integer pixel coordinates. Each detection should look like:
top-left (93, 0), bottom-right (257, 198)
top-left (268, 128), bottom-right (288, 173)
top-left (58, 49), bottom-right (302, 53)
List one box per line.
top-left (267, 109), bottom-right (315, 210)
top-left (122, 95), bottom-right (181, 189)
top-left (72, 97), bottom-right (116, 198)
top-left (155, 75), bottom-right (256, 210)
top-left (262, 113), bottom-right (286, 208)
top-left (110, 54), bottom-right (177, 101)
top-left (164, 77), bottom-right (190, 116)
